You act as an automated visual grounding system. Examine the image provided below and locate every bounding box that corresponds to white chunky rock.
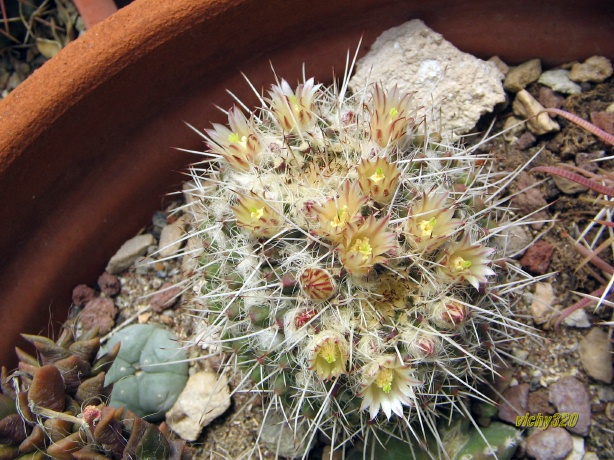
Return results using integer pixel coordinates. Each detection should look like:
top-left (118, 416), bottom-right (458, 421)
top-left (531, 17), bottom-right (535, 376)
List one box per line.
top-left (349, 19), bottom-right (505, 139)
top-left (105, 233), bottom-right (155, 274)
top-left (166, 371), bottom-right (231, 441)
top-left (538, 69), bottom-right (581, 95)
top-left (512, 90), bottom-right (560, 135)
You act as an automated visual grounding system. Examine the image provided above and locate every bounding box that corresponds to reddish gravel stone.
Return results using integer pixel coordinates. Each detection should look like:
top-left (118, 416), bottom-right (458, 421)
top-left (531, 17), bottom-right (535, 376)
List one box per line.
top-left (514, 131), bottom-right (537, 150)
top-left (520, 241), bottom-right (555, 275)
top-left (150, 282), bottom-right (182, 313)
top-left (510, 172), bottom-right (550, 230)
top-left (97, 272), bottom-right (121, 296)
top-left (79, 297), bottom-right (118, 335)
top-left (538, 86), bottom-right (565, 109)
top-left (528, 389), bottom-right (555, 415)
top-left (72, 284), bottom-right (96, 307)
top-left (590, 111), bottom-right (614, 136)
top-left (498, 383), bottom-right (529, 424)
top-left (549, 376), bottom-right (591, 436)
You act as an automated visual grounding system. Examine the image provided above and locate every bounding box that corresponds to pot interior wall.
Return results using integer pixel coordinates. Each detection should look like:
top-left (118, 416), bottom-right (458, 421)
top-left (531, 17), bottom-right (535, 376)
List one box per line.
top-left (0, 0), bottom-right (612, 367)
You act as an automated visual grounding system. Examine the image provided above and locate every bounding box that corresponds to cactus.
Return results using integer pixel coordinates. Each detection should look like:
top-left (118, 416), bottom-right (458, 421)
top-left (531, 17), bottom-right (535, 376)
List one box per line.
top-left (0, 322), bottom-right (193, 459)
top-left (180, 70), bottom-right (537, 455)
top-left (364, 417), bottom-right (522, 460)
top-left (101, 324), bottom-right (189, 422)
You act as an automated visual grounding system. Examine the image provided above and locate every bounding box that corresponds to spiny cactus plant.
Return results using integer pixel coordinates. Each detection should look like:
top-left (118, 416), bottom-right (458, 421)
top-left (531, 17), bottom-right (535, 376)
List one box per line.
top-left (0, 322), bottom-right (193, 459)
top-left (180, 67), bottom-right (538, 457)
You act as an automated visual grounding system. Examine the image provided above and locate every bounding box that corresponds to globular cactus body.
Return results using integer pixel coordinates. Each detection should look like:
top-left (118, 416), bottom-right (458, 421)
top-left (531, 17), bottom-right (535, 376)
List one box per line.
top-left (102, 324), bottom-right (188, 422)
top-left (182, 72), bottom-right (535, 454)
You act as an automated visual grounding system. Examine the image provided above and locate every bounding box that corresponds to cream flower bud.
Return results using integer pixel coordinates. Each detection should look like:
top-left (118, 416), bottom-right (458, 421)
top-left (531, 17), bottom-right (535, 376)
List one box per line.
top-left (367, 84), bottom-right (415, 148)
top-left (438, 235), bottom-right (496, 289)
top-left (205, 106), bottom-right (262, 171)
top-left (338, 215), bottom-right (397, 275)
top-left (404, 191), bottom-right (462, 252)
top-left (307, 330), bottom-right (349, 380)
top-left (357, 157), bottom-right (401, 204)
top-left (299, 267), bottom-right (336, 302)
top-left (231, 192), bottom-right (283, 238)
top-left (268, 78), bottom-right (320, 133)
top-left (358, 355), bottom-right (421, 420)
top-left (428, 298), bottom-right (469, 329)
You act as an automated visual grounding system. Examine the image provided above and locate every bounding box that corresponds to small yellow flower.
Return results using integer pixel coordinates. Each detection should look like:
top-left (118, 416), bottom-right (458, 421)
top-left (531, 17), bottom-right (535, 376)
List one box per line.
top-left (358, 355), bottom-right (421, 420)
top-left (205, 106), bottom-right (262, 171)
top-left (307, 181), bottom-right (368, 244)
top-left (404, 192), bottom-right (461, 252)
top-left (308, 330), bottom-right (349, 380)
top-left (357, 157), bottom-right (401, 204)
top-left (438, 235), bottom-right (496, 289)
top-left (231, 192), bottom-right (283, 238)
top-left (367, 84), bottom-right (415, 148)
top-left (268, 78), bottom-right (320, 133)
top-left (338, 215), bottom-right (397, 275)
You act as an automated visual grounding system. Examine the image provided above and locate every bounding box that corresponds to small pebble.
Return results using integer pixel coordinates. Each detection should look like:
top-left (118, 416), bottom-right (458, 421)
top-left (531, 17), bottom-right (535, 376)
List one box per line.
top-left (512, 90), bottom-right (560, 135)
top-left (97, 272), bottom-right (121, 296)
top-left (526, 427), bottom-right (573, 460)
top-left (538, 69), bottom-right (581, 94)
top-left (72, 284), bottom-right (96, 307)
top-left (549, 376), bottom-right (591, 436)
top-left (514, 130), bottom-right (537, 150)
top-left (562, 309), bottom-right (591, 328)
top-left (529, 282), bottom-right (556, 325)
top-left (590, 111), bottom-right (614, 136)
top-left (135, 256), bottom-right (155, 275)
top-left (538, 86), bottom-right (565, 109)
top-left (498, 383), bottom-right (529, 424)
top-left (488, 55), bottom-right (509, 75)
top-left (578, 327), bottom-right (613, 383)
top-left (504, 58), bottom-right (542, 92)
top-left (528, 389), bottom-right (555, 415)
top-left (566, 435), bottom-right (585, 460)
top-left (520, 241), bottom-right (555, 275)
top-left (150, 282), bottom-right (182, 313)
top-left (106, 234), bottom-right (156, 274)
top-left (158, 215), bottom-right (187, 258)
top-left (569, 56), bottom-right (613, 83)
top-left (79, 297), bottom-right (118, 335)
top-left (551, 172), bottom-right (588, 194)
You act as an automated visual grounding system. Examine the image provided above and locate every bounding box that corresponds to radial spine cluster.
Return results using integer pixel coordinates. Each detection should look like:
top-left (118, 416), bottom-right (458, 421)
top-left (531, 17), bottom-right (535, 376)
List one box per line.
top-left (183, 73), bottom-right (532, 452)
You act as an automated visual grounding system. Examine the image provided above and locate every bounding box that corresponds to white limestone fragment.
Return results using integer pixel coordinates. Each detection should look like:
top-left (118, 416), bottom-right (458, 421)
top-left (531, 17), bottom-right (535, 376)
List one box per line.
top-left (350, 19), bottom-right (505, 139)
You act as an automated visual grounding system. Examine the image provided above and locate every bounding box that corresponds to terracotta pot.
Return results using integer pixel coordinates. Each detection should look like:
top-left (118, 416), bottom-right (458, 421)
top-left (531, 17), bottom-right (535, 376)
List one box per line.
top-left (0, 0), bottom-right (612, 367)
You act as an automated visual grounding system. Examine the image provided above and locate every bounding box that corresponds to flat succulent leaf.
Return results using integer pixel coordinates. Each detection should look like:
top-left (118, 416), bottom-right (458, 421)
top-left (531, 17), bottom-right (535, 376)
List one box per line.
top-left (28, 365), bottom-right (65, 412)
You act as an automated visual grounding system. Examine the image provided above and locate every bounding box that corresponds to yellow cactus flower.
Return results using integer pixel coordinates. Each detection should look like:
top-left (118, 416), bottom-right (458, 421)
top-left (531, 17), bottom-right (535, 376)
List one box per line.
top-left (358, 355), bottom-right (421, 420)
top-left (404, 192), bottom-right (462, 252)
top-left (268, 78), bottom-right (320, 133)
top-left (338, 215), bottom-right (397, 275)
top-left (357, 157), bottom-right (401, 204)
top-left (308, 330), bottom-right (349, 380)
top-left (438, 235), bottom-right (496, 289)
top-left (205, 106), bottom-right (262, 171)
top-left (231, 192), bottom-right (283, 238)
top-left (367, 84), bottom-right (415, 148)
top-left (307, 181), bottom-right (368, 244)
